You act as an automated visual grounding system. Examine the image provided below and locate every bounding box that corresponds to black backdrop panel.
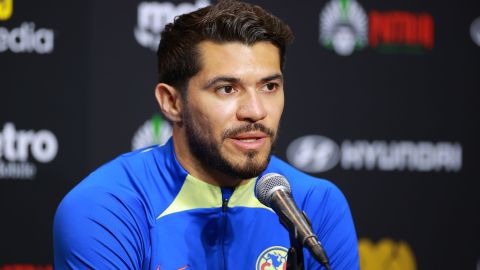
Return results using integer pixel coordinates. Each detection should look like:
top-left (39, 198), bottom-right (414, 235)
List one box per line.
top-left (0, 0), bottom-right (90, 264)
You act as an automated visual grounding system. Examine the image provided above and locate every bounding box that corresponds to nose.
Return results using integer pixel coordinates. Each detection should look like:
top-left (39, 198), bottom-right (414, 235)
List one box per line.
top-left (236, 91), bottom-right (267, 123)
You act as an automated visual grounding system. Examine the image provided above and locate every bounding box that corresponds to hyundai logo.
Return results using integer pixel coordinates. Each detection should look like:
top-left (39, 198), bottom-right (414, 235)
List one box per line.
top-left (286, 135), bottom-right (340, 173)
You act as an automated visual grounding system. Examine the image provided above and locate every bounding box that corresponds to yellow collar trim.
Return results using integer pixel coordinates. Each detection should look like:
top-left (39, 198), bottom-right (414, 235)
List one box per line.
top-left (157, 175), bottom-right (272, 220)
top-left (228, 177), bottom-right (273, 211)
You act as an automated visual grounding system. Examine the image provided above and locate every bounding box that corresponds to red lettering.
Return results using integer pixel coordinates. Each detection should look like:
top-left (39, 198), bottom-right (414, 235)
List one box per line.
top-left (369, 11), bottom-right (383, 47)
top-left (0, 265), bottom-right (52, 270)
top-left (418, 13), bottom-right (434, 49)
top-left (387, 12), bottom-right (400, 44)
top-left (368, 11), bottom-right (434, 49)
top-left (404, 13), bottom-right (416, 45)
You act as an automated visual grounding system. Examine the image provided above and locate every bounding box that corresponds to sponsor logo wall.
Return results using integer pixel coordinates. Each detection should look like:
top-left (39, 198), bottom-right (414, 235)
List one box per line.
top-left (319, 0), bottom-right (434, 55)
top-left (471, 17), bottom-right (480, 47)
top-left (1, 0), bottom-right (479, 269)
top-left (0, 22), bottom-right (55, 54)
top-left (0, 0), bottom-right (55, 54)
top-left (359, 238), bottom-right (416, 270)
top-left (0, 122), bottom-right (58, 180)
top-left (286, 135), bottom-right (462, 173)
top-left (0, 265), bottom-right (52, 270)
top-left (1, 0), bottom-right (90, 266)
top-left (132, 114), bottom-right (172, 150)
top-left (134, 0), bottom-right (210, 50)
top-left (0, 0), bottom-right (13, 21)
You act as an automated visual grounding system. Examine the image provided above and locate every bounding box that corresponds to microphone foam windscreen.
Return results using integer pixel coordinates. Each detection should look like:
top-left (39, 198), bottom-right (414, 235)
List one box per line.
top-left (255, 173), bottom-right (291, 207)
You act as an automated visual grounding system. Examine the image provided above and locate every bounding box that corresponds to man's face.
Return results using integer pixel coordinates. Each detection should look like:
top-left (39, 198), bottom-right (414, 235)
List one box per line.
top-left (182, 41), bottom-right (284, 180)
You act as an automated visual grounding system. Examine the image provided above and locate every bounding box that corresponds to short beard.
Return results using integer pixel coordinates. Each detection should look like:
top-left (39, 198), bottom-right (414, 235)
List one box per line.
top-left (183, 106), bottom-right (277, 180)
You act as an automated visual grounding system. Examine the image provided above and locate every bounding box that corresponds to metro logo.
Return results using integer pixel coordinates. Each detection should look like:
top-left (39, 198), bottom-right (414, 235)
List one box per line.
top-left (0, 0), bottom-right (13, 21)
top-left (359, 238), bottom-right (416, 270)
top-left (134, 0), bottom-right (210, 50)
top-left (0, 122), bottom-right (58, 180)
top-left (0, 122), bottom-right (58, 163)
top-left (370, 11), bottom-right (434, 50)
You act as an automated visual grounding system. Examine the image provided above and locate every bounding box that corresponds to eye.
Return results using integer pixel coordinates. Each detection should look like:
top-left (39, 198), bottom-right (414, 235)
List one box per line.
top-left (266, 83), bottom-right (276, 91)
top-left (216, 85), bottom-right (236, 95)
top-left (262, 82), bottom-right (279, 92)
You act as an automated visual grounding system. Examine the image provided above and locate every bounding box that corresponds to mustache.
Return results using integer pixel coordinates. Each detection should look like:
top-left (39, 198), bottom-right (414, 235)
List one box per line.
top-left (222, 123), bottom-right (275, 140)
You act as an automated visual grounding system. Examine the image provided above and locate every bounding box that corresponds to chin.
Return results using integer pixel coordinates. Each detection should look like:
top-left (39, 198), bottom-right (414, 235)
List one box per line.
top-left (237, 152), bottom-right (271, 173)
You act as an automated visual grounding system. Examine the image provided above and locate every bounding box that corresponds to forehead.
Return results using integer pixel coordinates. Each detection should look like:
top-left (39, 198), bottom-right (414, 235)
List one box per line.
top-left (195, 41), bottom-right (281, 80)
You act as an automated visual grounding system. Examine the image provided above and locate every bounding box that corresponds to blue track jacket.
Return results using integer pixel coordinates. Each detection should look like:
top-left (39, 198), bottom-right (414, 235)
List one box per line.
top-left (53, 138), bottom-right (359, 269)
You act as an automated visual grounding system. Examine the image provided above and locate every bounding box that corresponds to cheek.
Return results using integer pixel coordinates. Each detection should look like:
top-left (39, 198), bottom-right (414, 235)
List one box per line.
top-left (268, 95), bottom-right (285, 122)
top-left (192, 109), bottom-right (213, 131)
top-left (190, 100), bottom-right (235, 134)
top-left (207, 99), bottom-right (238, 122)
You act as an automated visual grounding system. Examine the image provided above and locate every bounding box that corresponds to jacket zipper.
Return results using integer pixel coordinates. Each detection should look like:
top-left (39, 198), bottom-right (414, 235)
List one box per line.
top-left (220, 188), bottom-right (233, 270)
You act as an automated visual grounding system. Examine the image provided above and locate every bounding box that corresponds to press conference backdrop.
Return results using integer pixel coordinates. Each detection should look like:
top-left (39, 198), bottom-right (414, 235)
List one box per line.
top-left (1, 0), bottom-right (479, 269)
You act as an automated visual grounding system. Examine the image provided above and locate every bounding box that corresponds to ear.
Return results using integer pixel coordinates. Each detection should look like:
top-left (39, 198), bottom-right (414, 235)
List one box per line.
top-left (155, 83), bottom-right (183, 123)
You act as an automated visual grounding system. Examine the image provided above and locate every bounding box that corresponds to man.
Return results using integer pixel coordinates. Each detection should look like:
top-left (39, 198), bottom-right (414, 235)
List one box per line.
top-left (54, 1), bottom-right (359, 269)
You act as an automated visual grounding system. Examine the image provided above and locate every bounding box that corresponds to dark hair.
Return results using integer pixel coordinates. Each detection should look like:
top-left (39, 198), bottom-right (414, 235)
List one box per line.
top-left (156, 0), bottom-right (294, 94)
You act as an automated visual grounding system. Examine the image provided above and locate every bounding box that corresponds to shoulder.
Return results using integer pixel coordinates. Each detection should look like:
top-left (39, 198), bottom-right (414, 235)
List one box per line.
top-left (53, 145), bottom-right (173, 268)
top-left (62, 147), bottom-right (154, 210)
top-left (263, 156), bottom-right (345, 208)
top-left (264, 157), bottom-right (359, 268)
top-left (53, 149), bottom-right (157, 239)
top-left (55, 142), bottom-right (182, 234)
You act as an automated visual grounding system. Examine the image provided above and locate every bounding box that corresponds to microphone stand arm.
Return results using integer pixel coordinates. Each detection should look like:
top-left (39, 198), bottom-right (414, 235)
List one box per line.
top-left (286, 225), bottom-right (305, 270)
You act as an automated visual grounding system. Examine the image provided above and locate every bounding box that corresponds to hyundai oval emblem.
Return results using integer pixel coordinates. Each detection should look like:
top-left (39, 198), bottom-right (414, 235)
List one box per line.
top-left (286, 135), bottom-right (340, 173)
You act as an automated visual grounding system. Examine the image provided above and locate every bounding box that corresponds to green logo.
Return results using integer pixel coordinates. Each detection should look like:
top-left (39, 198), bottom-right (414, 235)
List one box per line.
top-left (319, 0), bottom-right (368, 56)
top-left (132, 114), bottom-right (172, 150)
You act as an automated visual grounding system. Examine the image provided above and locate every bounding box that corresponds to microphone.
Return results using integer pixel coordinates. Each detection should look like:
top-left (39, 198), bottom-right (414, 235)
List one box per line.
top-left (255, 173), bottom-right (331, 270)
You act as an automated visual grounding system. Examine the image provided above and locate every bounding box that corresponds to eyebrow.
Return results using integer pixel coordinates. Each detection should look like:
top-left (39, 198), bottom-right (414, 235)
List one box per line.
top-left (260, 74), bottom-right (284, 84)
top-left (202, 76), bottom-right (239, 90)
top-left (202, 73), bottom-right (284, 90)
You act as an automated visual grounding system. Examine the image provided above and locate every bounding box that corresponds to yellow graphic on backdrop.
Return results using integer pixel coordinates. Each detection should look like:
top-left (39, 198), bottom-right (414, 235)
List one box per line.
top-left (0, 0), bottom-right (12, 20)
top-left (359, 238), bottom-right (417, 270)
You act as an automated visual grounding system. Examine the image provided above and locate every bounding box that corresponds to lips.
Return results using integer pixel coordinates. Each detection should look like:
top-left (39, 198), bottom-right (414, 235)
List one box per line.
top-left (229, 132), bottom-right (268, 151)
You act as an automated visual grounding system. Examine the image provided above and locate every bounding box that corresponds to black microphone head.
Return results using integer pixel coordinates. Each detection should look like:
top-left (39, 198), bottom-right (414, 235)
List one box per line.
top-left (255, 173), bottom-right (291, 207)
